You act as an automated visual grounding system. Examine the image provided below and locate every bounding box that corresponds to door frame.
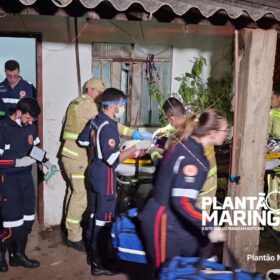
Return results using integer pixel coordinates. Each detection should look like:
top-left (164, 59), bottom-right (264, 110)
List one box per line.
top-left (0, 32), bottom-right (44, 224)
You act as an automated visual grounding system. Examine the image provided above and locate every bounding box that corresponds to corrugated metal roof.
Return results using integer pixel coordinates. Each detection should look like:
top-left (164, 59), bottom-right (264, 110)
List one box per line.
top-left (17, 0), bottom-right (280, 22)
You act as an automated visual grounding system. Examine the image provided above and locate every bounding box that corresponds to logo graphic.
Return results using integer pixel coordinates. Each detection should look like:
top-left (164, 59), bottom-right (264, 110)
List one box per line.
top-left (28, 135), bottom-right (34, 145)
top-left (201, 192), bottom-right (280, 230)
top-left (265, 191), bottom-right (280, 213)
top-left (19, 91), bottom-right (26, 98)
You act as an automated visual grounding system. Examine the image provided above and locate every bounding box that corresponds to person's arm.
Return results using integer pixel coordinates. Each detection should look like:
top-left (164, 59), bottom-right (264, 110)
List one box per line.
top-left (0, 125), bottom-right (35, 168)
top-left (77, 121), bottom-right (91, 147)
top-left (79, 102), bottom-right (98, 125)
top-left (118, 123), bottom-right (134, 137)
top-left (117, 123), bottom-right (152, 140)
top-left (152, 123), bottom-right (175, 138)
top-left (99, 125), bottom-right (151, 166)
top-left (119, 145), bottom-right (137, 162)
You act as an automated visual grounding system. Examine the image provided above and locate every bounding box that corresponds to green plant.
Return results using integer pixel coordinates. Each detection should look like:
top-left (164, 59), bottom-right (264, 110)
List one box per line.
top-left (145, 56), bottom-right (233, 126)
top-left (147, 82), bottom-right (167, 126)
top-left (175, 56), bottom-right (233, 125)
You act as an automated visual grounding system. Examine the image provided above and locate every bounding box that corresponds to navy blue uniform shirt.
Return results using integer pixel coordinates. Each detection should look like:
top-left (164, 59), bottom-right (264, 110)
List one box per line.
top-left (0, 117), bottom-right (39, 173)
top-left (0, 77), bottom-right (35, 114)
top-left (89, 112), bottom-right (120, 195)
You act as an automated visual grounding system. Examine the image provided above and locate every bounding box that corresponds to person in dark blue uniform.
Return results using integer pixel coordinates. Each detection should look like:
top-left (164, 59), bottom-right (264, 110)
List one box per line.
top-left (138, 109), bottom-right (228, 271)
top-left (87, 88), bottom-right (151, 276)
top-left (0, 98), bottom-right (41, 272)
top-left (0, 60), bottom-right (36, 115)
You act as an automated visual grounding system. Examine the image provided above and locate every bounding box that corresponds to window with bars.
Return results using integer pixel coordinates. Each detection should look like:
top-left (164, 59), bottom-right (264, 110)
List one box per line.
top-left (92, 43), bottom-right (172, 126)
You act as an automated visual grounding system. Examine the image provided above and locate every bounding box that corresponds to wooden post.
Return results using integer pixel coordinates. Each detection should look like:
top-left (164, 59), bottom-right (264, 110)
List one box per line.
top-left (224, 29), bottom-right (277, 271)
top-left (74, 17), bottom-right (82, 96)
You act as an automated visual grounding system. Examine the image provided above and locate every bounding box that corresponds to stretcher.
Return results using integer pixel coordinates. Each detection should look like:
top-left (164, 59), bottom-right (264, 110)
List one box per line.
top-left (265, 139), bottom-right (280, 170)
top-left (116, 155), bottom-right (155, 213)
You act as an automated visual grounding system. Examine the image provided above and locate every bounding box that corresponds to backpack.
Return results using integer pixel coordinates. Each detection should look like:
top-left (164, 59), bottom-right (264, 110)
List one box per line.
top-left (111, 208), bottom-right (148, 264)
top-left (160, 249), bottom-right (264, 280)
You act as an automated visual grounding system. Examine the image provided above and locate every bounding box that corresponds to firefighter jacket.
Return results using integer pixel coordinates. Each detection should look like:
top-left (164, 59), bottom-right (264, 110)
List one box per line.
top-left (61, 94), bottom-right (98, 161)
top-left (269, 108), bottom-right (280, 139)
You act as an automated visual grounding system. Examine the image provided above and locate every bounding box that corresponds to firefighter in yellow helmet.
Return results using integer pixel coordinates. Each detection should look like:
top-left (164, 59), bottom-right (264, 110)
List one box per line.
top-left (263, 85), bottom-right (280, 238)
top-left (60, 79), bottom-right (106, 251)
top-left (152, 97), bottom-right (217, 214)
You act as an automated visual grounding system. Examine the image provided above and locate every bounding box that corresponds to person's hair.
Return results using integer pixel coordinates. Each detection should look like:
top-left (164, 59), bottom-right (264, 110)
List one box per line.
top-left (102, 88), bottom-right (126, 108)
top-left (273, 84), bottom-right (280, 97)
top-left (162, 97), bottom-right (186, 117)
top-left (5, 60), bottom-right (20, 71)
top-left (16, 98), bottom-right (41, 118)
top-left (171, 109), bottom-right (226, 144)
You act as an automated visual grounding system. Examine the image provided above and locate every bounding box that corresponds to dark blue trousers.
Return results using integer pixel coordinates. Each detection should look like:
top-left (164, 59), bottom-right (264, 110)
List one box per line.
top-left (0, 171), bottom-right (35, 244)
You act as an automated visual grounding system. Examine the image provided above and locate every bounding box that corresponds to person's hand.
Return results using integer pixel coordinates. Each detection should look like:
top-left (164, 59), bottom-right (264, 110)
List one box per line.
top-left (208, 228), bottom-right (226, 243)
top-left (148, 146), bottom-right (163, 162)
top-left (15, 156), bottom-right (36, 167)
top-left (42, 160), bottom-right (53, 170)
top-left (135, 140), bottom-right (152, 151)
top-left (152, 124), bottom-right (175, 138)
top-left (132, 130), bottom-right (144, 140)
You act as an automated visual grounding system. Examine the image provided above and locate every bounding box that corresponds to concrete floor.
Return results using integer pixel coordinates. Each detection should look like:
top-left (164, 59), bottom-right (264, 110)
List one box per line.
top-left (2, 222), bottom-right (280, 280)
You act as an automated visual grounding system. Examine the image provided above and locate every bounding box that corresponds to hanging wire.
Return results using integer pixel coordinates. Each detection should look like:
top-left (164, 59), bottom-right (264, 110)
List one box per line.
top-left (42, 20), bottom-right (89, 52)
top-left (18, 14), bottom-right (89, 52)
top-left (108, 20), bottom-right (171, 57)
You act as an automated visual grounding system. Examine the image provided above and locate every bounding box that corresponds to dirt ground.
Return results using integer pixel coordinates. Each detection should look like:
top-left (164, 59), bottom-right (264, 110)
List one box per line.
top-left (2, 222), bottom-right (279, 280)
top-left (2, 223), bottom-right (129, 280)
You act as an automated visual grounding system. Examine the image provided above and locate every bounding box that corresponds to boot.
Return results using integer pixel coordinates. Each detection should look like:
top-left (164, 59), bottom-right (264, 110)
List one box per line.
top-left (91, 239), bottom-right (117, 276)
top-left (91, 255), bottom-right (118, 276)
top-left (9, 238), bottom-right (40, 268)
top-left (0, 244), bottom-right (8, 272)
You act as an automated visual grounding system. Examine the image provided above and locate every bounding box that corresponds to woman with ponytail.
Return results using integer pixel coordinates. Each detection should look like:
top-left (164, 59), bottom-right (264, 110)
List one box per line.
top-left (138, 108), bottom-right (229, 271)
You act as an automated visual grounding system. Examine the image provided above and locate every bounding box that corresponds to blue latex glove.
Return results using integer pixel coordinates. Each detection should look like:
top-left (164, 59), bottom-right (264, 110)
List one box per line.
top-left (132, 130), bottom-right (144, 140)
top-left (140, 131), bottom-right (153, 140)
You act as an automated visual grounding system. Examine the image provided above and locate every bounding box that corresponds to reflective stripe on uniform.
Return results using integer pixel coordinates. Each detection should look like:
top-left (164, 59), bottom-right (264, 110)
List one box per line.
top-left (122, 126), bottom-right (131, 136)
top-left (173, 156), bottom-right (185, 174)
top-left (63, 131), bottom-right (79, 140)
top-left (2, 98), bottom-right (19, 104)
top-left (4, 144), bottom-right (10, 150)
top-left (95, 219), bottom-right (110, 226)
top-left (24, 214), bottom-right (35, 221)
top-left (68, 104), bottom-right (77, 111)
top-left (270, 109), bottom-right (280, 118)
top-left (97, 121), bottom-right (109, 159)
top-left (70, 174), bottom-right (85, 179)
top-left (118, 247), bottom-right (146, 255)
top-left (66, 217), bottom-right (80, 224)
top-left (207, 165), bottom-right (217, 178)
top-left (33, 137), bottom-right (40, 145)
top-left (200, 184), bottom-right (217, 196)
top-left (107, 151), bottom-right (120, 166)
top-left (78, 140), bottom-right (90, 146)
top-left (172, 188), bottom-right (199, 199)
top-left (62, 147), bottom-right (79, 157)
top-left (3, 219), bottom-right (24, 228)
